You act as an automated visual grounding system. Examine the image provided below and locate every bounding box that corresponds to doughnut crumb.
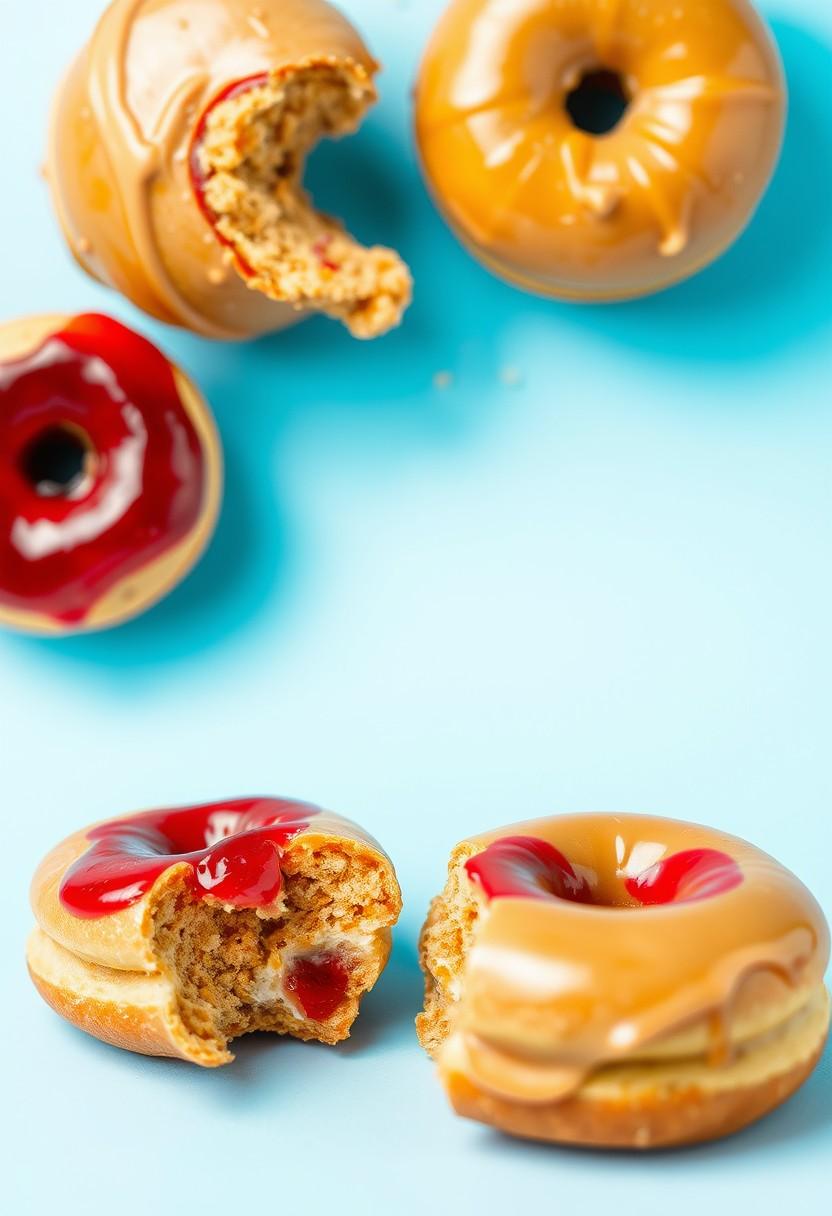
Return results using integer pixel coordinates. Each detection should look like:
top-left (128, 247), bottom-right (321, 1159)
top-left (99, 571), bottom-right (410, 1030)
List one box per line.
top-left (151, 840), bottom-right (400, 1062)
top-left (416, 842), bottom-right (481, 1057)
top-left (196, 64), bottom-right (412, 338)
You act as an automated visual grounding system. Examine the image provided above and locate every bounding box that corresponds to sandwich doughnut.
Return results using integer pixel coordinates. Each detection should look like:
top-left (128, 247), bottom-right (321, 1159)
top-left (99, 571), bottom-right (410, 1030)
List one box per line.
top-left (47, 0), bottom-right (412, 341)
top-left (28, 797), bottom-right (402, 1065)
top-left (0, 313), bottom-right (221, 635)
top-left (418, 813), bottom-right (830, 1148)
top-left (415, 0), bottom-right (786, 300)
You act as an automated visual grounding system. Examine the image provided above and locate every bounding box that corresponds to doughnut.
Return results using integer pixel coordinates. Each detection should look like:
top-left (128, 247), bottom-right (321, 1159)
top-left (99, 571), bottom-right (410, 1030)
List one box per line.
top-left (415, 0), bottom-right (786, 300)
top-left (0, 313), bottom-right (221, 635)
top-left (47, 0), bottom-right (412, 341)
top-left (28, 797), bottom-right (402, 1065)
top-left (417, 813), bottom-right (830, 1148)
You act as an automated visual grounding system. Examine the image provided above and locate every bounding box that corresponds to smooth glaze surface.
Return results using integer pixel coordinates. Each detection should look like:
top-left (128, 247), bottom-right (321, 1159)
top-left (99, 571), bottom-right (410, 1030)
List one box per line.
top-left (416, 0), bottom-right (787, 299)
top-left (449, 814), bottom-right (829, 1103)
top-left (47, 0), bottom-right (378, 339)
top-left (0, 314), bottom-right (208, 627)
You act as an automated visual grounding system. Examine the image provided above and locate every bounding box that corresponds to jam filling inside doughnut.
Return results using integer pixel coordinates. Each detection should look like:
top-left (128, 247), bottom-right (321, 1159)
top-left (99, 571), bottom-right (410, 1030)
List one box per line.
top-left (147, 831), bottom-right (394, 1052)
top-left (465, 837), bottom-right (743, 908)
top-left (190, 68), bottom-right (411, 339)
top-left (565, 68), bottom-right (631, 137)
top-left (0, 314), bottom-right (205, 624)
top-left (59, 799), bottom-right (315, 917)
top-left (284, 952), bottom-right (352, 1021)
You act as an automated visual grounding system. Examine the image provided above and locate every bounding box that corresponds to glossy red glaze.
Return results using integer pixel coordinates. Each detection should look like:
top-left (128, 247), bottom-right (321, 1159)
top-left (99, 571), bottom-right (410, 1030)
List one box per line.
top-left (189, 74), bottom-right (268, 278)
top-left (285, 953), bottom-right (351, 1021)
top-left (59, 798), bottom-right (316, 918)
top-left (625, 847), bottom-right (743, 906)
top-left (0, 313), bottom-right (206, 625)
top-left (465, 836), bottom-right (592, 904)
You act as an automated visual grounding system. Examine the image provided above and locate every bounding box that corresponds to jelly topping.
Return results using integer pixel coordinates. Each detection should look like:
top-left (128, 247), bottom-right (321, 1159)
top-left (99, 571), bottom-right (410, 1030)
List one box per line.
top-left (465, 836), bottom-right (592, 904)
top-left (285, 953), bottom-right (351, 1021)
top-left (0, 313), bottom-right (205, 624)
top-left (59, 798), bottom-right (316, 918)
top-left (189, 74), bottom-right (267, 278)
top-left (467, 837), bottom-right (742, 907)
top-left (625, 847), bottom-right (743, 906)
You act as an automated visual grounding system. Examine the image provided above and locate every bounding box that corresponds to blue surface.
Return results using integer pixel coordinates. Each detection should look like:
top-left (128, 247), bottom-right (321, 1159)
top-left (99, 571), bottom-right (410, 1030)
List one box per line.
top-left (2, 0), bottom-right (831, 1210)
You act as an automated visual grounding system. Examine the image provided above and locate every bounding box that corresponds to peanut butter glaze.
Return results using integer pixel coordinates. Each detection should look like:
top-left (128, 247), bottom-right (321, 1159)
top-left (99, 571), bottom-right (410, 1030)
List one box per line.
top-left (416, 0), bottom-right (786, 299)
top-left (47, 0), bottom-right (383, 339)
top-left (446, 814), bottom-right (829, 1105)
top-left (0, 313), bottom-right (207, 626)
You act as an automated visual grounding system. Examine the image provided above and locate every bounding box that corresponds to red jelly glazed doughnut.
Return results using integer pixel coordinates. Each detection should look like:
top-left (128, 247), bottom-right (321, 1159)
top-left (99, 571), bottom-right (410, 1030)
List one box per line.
top-left (27, 797), bottom-right (402, 1064)
top-left (0, 313), bottom-right (222, 634)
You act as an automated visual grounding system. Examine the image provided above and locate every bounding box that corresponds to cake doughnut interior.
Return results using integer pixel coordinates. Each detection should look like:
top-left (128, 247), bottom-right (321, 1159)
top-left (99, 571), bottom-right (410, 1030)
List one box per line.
top-left (28, 799), bottom-right (402, 1065)
top-left (418, 814), bottom-right (830, 1148)
top-left (192, 67), bottom-right (410, 339)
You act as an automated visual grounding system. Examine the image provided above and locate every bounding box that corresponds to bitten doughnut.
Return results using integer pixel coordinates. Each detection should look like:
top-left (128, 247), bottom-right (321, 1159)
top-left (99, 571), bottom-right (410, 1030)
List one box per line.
top-left (415, 0), bottom-right (786, 300)
top-left (47, 0), bottom-right (412, 341)
top-left (0, 313), bottom-right (221, 635)
top-left (28, 797), bottom-right (402, 1065)
top-left (418, 814), bottom-right (830, 1148)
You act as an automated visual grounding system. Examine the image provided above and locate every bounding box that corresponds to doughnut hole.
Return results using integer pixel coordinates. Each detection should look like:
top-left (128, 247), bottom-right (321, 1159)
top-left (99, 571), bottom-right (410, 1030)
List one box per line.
top-left (565, 67), bottom-right (631, 136)
top-left (19, 424), bottom-right (96, 499)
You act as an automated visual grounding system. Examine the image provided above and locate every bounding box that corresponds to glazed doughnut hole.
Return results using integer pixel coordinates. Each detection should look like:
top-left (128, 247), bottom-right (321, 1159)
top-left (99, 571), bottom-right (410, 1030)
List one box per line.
top-left (19, 425), bottom-right (96, 499)
top-left (565, 67), bottom-right (631, 136)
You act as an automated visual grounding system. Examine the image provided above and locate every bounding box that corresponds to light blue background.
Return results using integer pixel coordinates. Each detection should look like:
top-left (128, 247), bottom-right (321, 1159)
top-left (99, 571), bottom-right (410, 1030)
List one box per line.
top-left (2, 0), bottom-right (830, 1210)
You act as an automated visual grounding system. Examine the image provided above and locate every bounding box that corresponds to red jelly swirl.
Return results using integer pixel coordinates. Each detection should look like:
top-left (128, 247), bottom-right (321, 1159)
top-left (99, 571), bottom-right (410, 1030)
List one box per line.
top-left (466, 837), bottom-right (742, 906)
top-left (59, 798), bottom-right (316, 918)
top-left (624, 847), bottom-right (743, 905)
top-left (0, 313), bottom-right (205, 624)
top-left (465, 836), bottom-right (592, 903)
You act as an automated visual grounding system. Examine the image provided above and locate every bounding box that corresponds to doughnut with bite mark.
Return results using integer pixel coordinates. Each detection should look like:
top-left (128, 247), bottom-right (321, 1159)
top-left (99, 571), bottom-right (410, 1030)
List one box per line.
top-left (0, 313), bottom-right (221, 634)
top-left (416, 0), bottom-right (786, 300)
top-left (418, 813), bottom-right (830, 1148)
top-left (28, 798), bottom-right (402, 1065)
top-left (47, 0), bottom-right (412, 341)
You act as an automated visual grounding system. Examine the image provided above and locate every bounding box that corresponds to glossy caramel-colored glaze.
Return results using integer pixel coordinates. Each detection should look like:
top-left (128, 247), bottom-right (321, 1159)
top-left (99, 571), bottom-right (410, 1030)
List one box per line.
top-left (47, 0), bottom-right (378, 339)
top-left (416, 0), bottom-right (786, 299)
top-left (444, 814), bottom-right (829, 1105)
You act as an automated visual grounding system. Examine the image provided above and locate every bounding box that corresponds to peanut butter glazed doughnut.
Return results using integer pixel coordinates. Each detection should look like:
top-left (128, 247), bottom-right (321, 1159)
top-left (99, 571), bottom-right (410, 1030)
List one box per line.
top-left (0, 313), bottom-right (221, 635)
top-left (418, 814), bottom-right (830, 1148)
top-left (28, 798), bottom-right (402, 1065)
top-left (415, 0), bottom-right (786, 300)
top-left (47, 0), bottom-right (412, 341)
